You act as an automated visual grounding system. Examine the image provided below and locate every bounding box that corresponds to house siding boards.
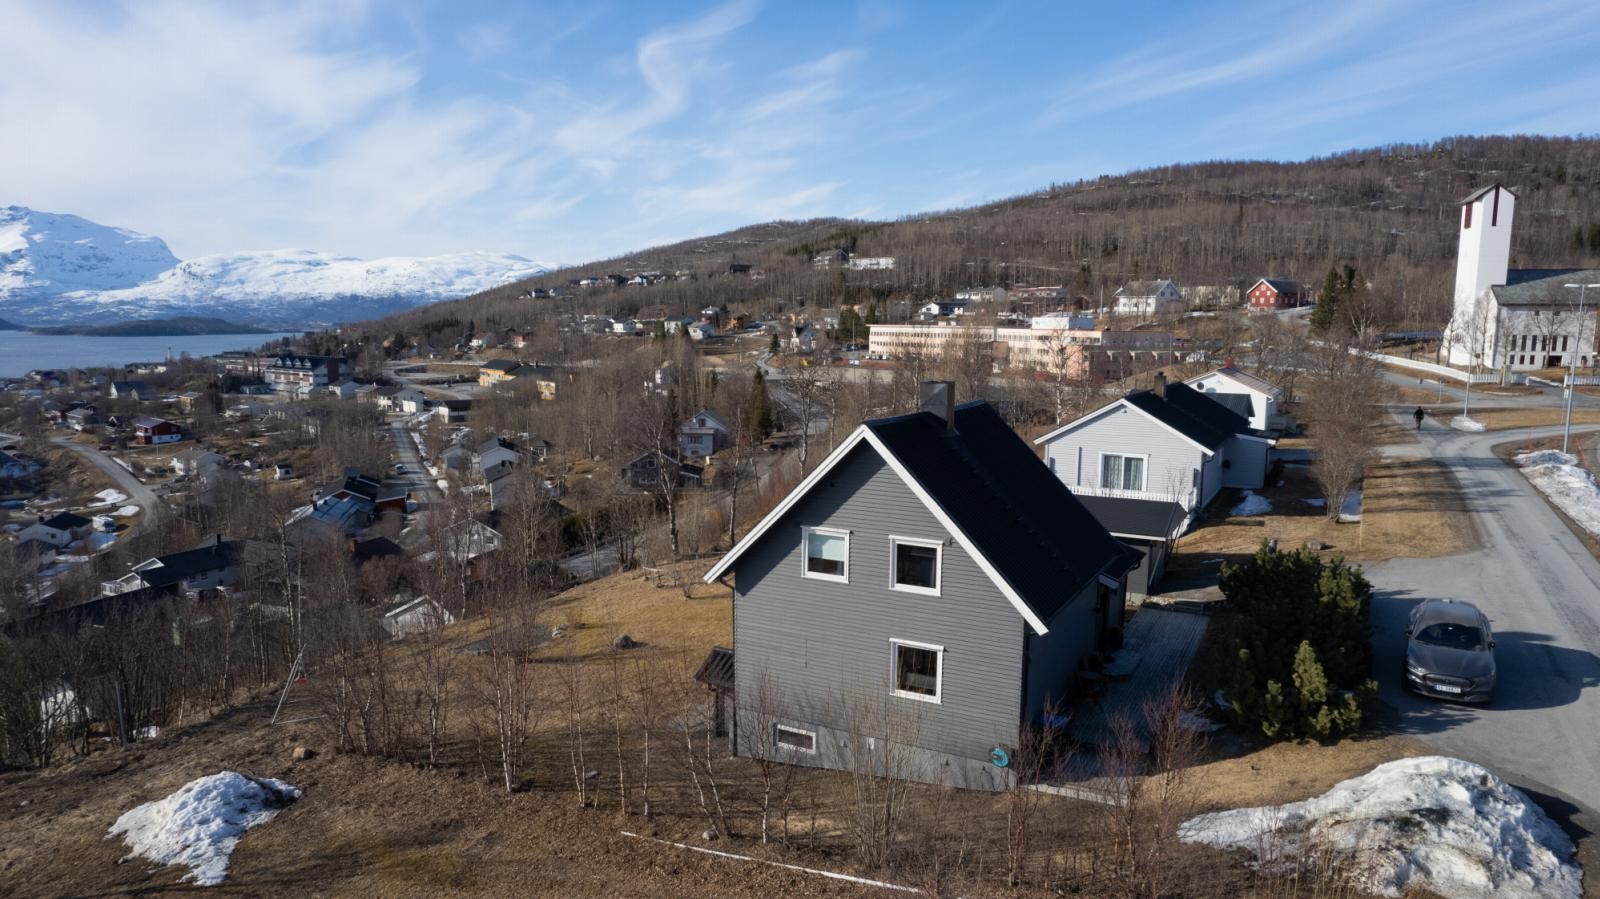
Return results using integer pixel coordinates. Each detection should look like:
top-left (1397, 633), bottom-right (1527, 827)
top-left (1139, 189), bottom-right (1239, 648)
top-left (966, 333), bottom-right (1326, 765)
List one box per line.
top-left (1040, 405), bottom-right (1205, 507)
top-left (1022, 579), bottom-right (1102, 721)
top-left (1220, 434), bottom-right (1269, 489)
top-left (1185, 370), bottom-right (1280, 431)
top-left (732, 445), bottom-right (1023, 789)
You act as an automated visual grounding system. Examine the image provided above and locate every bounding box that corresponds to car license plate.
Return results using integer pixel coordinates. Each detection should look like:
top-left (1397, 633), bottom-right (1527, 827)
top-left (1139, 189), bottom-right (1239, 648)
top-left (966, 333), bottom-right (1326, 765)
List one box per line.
top-left (1435, 684), bottom-right (1462, 694)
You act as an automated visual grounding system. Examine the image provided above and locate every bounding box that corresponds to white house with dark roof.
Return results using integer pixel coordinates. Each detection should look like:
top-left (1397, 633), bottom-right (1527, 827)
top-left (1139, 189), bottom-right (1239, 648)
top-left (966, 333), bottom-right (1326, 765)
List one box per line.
top-left (1185, 366), bottom-right (1286, 432)
top-left (1444, 184), bottom-right (1600, 370)
top-left (1112, 279), bottom-right (1183, 317)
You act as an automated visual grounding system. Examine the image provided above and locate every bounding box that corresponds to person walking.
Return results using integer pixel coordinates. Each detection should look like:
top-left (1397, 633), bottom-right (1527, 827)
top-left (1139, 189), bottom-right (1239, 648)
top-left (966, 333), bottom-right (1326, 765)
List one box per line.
top-left (1413, 406), bottom-right (1426, 430)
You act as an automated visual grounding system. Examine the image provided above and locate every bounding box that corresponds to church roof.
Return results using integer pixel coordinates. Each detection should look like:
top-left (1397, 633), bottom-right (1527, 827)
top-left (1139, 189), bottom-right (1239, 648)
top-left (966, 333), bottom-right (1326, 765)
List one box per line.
top-left (1491, 269), bottom-right (1600, 307)
top-left (1457, 183), bottom-right (1518, 206)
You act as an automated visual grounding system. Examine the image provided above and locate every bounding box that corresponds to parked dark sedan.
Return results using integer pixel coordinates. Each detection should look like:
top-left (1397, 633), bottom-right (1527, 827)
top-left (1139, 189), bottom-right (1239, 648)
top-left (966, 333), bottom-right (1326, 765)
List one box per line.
top-left (1405, 599), bottom-right (1496, 703)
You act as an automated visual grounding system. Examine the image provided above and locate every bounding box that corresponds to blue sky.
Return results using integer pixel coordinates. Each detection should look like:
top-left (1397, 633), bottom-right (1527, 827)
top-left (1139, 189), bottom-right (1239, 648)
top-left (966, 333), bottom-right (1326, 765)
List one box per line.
top-left (3, 0), bottom-right (1599, 264)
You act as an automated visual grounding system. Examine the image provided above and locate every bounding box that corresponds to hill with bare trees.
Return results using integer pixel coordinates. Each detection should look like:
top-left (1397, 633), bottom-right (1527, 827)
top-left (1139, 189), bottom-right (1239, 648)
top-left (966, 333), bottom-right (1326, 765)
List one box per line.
top-left (353, 135), bottom-right (1600, 347)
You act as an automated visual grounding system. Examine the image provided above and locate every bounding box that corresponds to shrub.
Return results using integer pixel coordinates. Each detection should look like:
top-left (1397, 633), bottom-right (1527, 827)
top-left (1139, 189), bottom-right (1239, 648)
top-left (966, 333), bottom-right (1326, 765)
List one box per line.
top-left (1218, 542), bottom-right (1377, 739)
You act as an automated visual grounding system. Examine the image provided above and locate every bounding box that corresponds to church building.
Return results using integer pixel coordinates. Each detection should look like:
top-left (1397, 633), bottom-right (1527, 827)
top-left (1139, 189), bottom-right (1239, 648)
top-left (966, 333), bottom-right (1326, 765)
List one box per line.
top-left (1442, 183), bottom-right (1600, 371)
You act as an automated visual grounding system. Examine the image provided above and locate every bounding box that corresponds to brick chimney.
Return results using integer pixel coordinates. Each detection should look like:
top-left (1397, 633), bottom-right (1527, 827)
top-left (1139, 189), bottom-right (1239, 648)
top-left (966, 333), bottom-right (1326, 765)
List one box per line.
top-left (920, 381), bottom-right (956, 429)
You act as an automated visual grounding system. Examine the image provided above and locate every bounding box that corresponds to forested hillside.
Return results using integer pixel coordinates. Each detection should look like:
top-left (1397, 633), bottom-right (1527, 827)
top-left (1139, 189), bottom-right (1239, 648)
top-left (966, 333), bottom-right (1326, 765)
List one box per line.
top-left (365, 135), bottom-right (1600, 341)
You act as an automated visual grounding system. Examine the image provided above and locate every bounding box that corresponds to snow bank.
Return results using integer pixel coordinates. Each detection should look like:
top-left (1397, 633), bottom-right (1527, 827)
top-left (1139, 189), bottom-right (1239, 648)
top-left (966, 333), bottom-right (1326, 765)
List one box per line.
top-left (1515, 451), bottom-right (1600, 536)
top-left (92, 488), bottom-right (128, 506)
top-left (1179, 756), bottom-right (1579, 899)
top-left (113, 505), bottom-right (140, 517)
top-left (107, 772), bottom-right (300, 886)
top-left (1452, 416), bottom-right (1487, 432)
top-left (1230, 492), bottom-right (1272, 516)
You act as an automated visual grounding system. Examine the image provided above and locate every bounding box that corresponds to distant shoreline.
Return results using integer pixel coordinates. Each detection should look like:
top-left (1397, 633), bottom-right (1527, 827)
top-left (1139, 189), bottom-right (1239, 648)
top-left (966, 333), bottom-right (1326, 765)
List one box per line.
top-left (24, 316), bottom-right (276, 337)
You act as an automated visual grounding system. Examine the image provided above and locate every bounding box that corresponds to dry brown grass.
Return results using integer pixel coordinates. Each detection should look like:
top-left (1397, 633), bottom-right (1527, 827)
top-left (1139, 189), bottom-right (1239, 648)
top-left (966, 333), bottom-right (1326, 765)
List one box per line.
top-left (539, 560), bottom-right (730, 659)
top-left (1173, 454), bottom-right (1476, 570)
top-left (1189, 735), bottom-right (1430, 811)
top-left (1451, 407), bottom-right (1600, 431)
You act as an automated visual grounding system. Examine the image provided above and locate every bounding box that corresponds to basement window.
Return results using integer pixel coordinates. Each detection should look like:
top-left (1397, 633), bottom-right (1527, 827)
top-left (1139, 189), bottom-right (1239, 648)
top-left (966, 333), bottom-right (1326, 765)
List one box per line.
top-left (802, 526), bottom-right (849, 582)
top-left (774, 725), bottom-right (816, 754)
top-left (890, 537), bottom-right (942, 594)
top-left (891, 639), bottom-right (943, 703)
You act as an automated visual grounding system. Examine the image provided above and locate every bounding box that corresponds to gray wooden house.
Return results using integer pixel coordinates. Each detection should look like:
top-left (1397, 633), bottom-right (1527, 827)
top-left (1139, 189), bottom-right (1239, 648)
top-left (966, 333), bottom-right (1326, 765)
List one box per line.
top-left (702, 383), bottom-right (1138, 790)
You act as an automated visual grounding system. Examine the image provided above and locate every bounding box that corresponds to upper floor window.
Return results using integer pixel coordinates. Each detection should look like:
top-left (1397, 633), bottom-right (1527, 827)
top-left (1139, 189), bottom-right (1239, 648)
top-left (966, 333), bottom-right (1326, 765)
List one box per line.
top-left (1101, 453), bottom-right (1147, 492)
top-left (802, 526), bottom-right (849, 582)
top-left (890, 537), bottom-right (942, 594)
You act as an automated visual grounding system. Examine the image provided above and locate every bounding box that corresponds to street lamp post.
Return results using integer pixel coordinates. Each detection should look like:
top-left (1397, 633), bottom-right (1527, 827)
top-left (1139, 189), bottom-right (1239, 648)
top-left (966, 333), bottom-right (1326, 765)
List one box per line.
top-left (1561, 283), bottom-right (1600, 454)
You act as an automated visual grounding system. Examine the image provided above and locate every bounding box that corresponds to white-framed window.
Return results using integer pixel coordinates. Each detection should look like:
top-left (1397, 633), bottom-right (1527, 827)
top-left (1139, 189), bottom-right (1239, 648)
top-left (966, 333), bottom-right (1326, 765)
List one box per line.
top-left (889, 536), bottom-right (942, 595)
top-left (801, 526), bottom-right (849, 582)
top-left (773, 724), bottom-right (816, 754)
top-left (890, 638), bottom-right (943, 703)
top-left (1099, 452), bottom-right (1148, 492)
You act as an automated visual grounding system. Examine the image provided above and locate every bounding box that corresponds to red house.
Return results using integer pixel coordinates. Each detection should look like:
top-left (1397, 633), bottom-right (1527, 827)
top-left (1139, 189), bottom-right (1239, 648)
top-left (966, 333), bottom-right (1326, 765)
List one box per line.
top-left (1247, 278), bottom-right (1310, 311)
top-left (133, 417), bottom-right (183, 445)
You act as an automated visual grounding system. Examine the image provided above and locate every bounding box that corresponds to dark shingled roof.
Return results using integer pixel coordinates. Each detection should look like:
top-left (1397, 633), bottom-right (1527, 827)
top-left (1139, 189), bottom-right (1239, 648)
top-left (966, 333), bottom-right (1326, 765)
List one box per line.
top-left (1122, 387), bottom-right (1231, 450)
top-left (481, 359), bottom-right (520, 372)
top-left (1074, 494), bottom-right (1188, 541)
top-left (1491, 269), bottom-right (1600, 307)
top-left (694, 646), bottom-right (735, 689)
top-left (1259, 278), bottom-right (1301, 295)
top-left (136, 536), bottom-right (241, 588)
top-left (1162, 381), bottom-right (1253, 436)
top-left (864, 401), bottom-right (1138, 623)
top-left (39, 511), bottom-right (91, 531)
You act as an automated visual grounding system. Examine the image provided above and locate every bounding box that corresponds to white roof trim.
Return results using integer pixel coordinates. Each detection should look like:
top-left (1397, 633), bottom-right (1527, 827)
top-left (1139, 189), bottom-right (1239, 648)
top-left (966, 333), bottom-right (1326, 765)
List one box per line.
top-left (1033, 398), bottom-right (1215, 456)
top-left (703, 423), bottom-right (1051, 636)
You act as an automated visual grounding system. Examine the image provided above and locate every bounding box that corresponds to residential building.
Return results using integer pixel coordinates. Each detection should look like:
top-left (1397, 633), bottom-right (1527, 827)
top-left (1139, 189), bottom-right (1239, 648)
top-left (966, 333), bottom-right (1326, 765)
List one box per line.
top-left (478, 359), bottom-right (523, 387)
top-left (1443, 183), bottom-right (1600, 370)
top-left (65, 407), bottom-right (99, 432)
top-left (0, 450), bottom-right (39, 479)
top-left (812, 249), bottom-right (848, 269)
top-left (679, 410), bottom-right (731, 459)
top-left (918, 299), bottom-right (971, 318)
top-left (1246, 278), bottom-right (1310, 311)
top-left (1113, 279), bottom-right (1184, 317)
top-left (686, 322), bottom-right (716, 340)
top-left (381, 595), bottom-right (455, 639)
top-left (623, 450), bottom-right (703, 490)
top-left (100, 535), bottom-right (242, 597)
top-left (171, 448), bottom-right (226, 476)
top-left (845, 256), bottom-right (896, 270)
top-left (16, 512), bottom-right (92, 549)
top-left (434, 399), bottom-right (473, 423)
top-left (699, 382), bottom-right (1137, 790)
top-left (786, 323), bottom-right (818, 353)
top-left (1185, 366), bottom-right (1287, 432)
top-left (133, 417), bottom-right (182, 445)
top-left (1034, 377), bottom-right (1275, 515)
top-left (176, 391), bottom-right (203, 413)
top-left (109, 380), bottom-right (151, 401)
top-left (265, 355), bottom-right (345, 393)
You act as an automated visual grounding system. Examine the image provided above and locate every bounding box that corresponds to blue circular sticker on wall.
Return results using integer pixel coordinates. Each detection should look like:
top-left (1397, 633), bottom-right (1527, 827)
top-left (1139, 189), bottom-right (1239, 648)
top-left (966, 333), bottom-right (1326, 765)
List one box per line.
top-left (991, 746), bottom-right (1011, 768)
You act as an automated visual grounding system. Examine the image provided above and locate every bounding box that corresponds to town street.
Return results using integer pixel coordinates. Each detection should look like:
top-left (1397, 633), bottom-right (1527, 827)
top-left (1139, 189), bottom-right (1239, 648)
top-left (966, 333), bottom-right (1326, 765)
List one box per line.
top-left (49, 435), bottom-right (164, 530)
top-left (1367, 420), bottom-right (1600, 823)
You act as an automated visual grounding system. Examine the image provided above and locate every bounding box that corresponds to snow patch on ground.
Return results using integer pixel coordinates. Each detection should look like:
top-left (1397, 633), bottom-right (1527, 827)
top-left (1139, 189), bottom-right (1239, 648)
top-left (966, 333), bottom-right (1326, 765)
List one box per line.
top-left (88, 532), bottom-right (117, 552)
top-left (91, 488), bottom-right (128, 506)
top-left (113, 505), bottom-right (140, 517)
top-left (1230, 491), bottom-right (1272, 516)
top-left (1515, 451), bottom-right (1600, 536)
top-left (1451, 416), bottom-right (1487, 432)
top-left (1337, 488), bottom-right (1363, 523)
top-left (1179, 756), bottom-right (1580, 899)
top-left (107, 772), bottom-right (300, 886)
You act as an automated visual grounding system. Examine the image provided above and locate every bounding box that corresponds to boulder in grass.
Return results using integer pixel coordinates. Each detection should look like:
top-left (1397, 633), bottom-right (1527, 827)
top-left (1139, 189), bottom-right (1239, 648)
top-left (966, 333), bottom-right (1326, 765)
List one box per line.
top-left (612, 633), bottom-right (637, 650)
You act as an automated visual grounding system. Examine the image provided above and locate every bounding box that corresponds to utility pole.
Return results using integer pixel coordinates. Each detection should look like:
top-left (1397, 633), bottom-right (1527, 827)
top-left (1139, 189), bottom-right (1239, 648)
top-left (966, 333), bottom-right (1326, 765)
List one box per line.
top-left (1561, 283), bottom-right (1600, 454)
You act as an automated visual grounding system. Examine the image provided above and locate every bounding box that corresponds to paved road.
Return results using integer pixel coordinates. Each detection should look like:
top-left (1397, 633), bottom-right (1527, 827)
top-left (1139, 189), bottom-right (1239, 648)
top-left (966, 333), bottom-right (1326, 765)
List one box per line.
top-left (1379, 366), bottom-right (1600, 412)
top-left (1366, 418), bottom-right (1600, 819)
top-left (50, 436), bottom-right (163, 524)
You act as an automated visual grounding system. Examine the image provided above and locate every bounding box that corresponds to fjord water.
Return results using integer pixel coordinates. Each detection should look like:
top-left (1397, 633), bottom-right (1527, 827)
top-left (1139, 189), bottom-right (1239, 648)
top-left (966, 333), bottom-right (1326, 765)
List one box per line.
top-left (0, 330), bottom-right (298, 378)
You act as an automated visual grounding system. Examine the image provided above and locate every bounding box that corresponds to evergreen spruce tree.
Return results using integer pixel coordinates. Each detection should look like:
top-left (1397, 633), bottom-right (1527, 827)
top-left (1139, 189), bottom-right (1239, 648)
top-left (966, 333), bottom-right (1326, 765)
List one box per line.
top-left (749, 369), bottom-right (775, 439)
top-left (768, 331), bottom-right (781, 354)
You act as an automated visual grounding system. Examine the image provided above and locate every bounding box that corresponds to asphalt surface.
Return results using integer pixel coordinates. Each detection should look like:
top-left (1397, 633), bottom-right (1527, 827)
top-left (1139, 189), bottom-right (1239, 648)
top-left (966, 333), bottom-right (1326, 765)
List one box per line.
top-left (50, 436), bottom-right (164, 526)
top-left (1366, 418), bottom-right (1600, 820)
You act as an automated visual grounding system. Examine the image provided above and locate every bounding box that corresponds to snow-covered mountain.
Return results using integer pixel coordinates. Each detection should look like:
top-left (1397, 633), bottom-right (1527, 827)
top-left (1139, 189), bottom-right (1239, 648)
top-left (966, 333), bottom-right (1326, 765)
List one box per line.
top-left (0, 206), bottom-right (548, 329)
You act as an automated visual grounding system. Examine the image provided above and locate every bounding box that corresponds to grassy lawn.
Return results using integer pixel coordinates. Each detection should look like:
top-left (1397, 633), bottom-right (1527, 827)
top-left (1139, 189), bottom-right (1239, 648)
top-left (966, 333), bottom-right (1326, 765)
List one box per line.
top-left (1171, 453), bottom-right (1476, 577)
